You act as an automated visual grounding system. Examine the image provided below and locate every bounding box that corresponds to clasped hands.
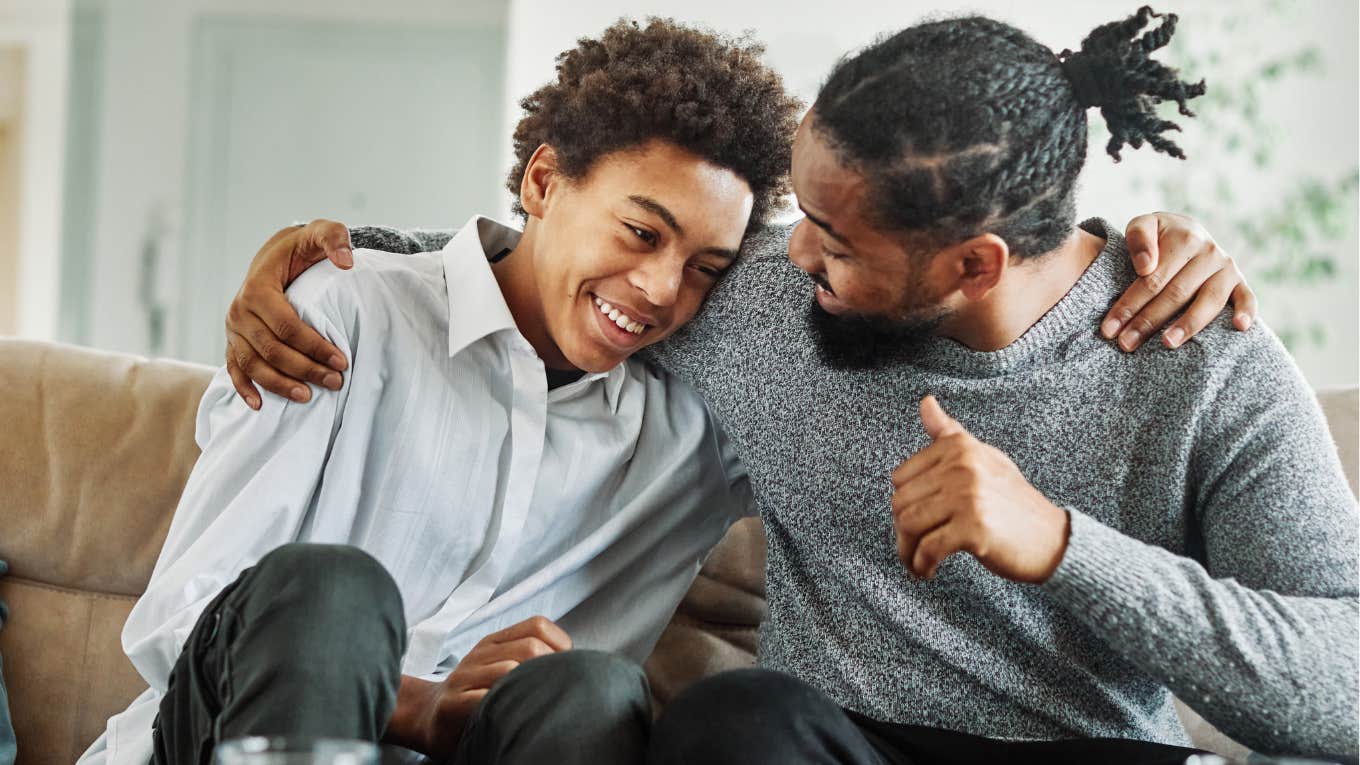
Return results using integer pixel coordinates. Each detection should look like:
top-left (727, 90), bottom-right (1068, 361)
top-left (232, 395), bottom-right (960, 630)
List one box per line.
top-left (891, 396), bottom-right (1070, 584)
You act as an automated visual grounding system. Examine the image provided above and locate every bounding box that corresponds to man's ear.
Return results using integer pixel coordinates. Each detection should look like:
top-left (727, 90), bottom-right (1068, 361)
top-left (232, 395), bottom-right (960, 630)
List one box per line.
top-left (950, 233), bottom-right (1009, 301)
top-left (520, 144), bottom-right (560, 219)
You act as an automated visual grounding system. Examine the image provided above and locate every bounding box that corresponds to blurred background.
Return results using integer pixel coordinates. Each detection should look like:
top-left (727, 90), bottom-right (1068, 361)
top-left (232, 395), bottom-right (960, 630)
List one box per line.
top-left (0, 0), bottom-right (1355, 386)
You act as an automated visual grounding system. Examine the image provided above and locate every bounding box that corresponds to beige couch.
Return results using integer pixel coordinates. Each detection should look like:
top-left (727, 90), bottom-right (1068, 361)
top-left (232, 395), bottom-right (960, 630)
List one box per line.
top-left (0, 338), bottom-right (1355, 764)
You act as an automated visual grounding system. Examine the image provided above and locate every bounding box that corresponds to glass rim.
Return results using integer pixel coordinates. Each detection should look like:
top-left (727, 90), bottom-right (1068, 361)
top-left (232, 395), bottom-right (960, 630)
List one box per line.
top-left (215, 737), bottom-right (379, 753)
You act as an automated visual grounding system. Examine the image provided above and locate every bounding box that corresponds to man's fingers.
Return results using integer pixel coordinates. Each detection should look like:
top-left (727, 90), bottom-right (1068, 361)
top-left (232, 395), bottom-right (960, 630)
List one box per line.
top-left (893, 501), bottom-right (952, 570)
top-left (224, 352), bottom-right (261, 411)
top-left (910, 521), bottom-right (977, 578)
top-left (487, 616), bottom-right (572, 652)
top-left (248, 291), bottom-right (347, 375)
top-left (298, 219), bottom-right (354, 272)
top-left (249, 324), bottom-right (344, 390)
top-left (890, 474), bottom-right (945, 516)
top-left (919, 396), bottom-right (964, 441)
top-left (1117, 248), bottom-right (1221, 351)
top-left (891, 444), bottom-right (946, 488)
top-left (1122, 213), bottom-right (1162, 276)
top-left (227, 330), bottom-right (313, 404)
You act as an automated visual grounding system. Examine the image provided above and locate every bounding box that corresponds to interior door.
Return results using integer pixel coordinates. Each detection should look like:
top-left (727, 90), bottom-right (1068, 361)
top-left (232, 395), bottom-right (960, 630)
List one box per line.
top-left (177, 16), bottom-right (507, 365)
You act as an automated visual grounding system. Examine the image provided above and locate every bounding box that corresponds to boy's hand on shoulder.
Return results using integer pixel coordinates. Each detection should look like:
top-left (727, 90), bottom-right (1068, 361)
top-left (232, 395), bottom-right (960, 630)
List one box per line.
top-left (1106, 212), bottom-right (1256, 351)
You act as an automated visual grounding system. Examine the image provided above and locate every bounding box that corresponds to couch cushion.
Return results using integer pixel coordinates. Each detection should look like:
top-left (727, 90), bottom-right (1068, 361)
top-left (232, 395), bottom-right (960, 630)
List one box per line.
top-left (1317, 387), bottom-right (1359, 495)
top-left (644, 516), bottom-right (765, 703)
top-left (0, 577), bottom-right (142, 764)
top-left (0, 340), bottom-right (211, 596)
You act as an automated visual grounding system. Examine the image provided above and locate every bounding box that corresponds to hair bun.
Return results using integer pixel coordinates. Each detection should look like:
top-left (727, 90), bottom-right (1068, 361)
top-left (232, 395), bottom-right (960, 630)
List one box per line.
top-left (1058, 6), bottom-right (1207, 161)
top-left (1058, 50), bottom-right (1105, 108)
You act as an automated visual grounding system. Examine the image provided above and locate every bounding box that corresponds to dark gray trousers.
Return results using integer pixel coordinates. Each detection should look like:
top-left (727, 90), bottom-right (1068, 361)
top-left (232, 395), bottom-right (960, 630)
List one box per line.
top-left (150, 543), bottom-right (651, 765)
top-left (646, 669), bottom-right (1207, 765)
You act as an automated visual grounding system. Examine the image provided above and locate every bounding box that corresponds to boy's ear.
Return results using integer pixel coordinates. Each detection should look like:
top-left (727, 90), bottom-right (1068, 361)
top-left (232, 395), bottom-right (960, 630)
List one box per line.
top-left (520, 144), bottom-right (560, 218)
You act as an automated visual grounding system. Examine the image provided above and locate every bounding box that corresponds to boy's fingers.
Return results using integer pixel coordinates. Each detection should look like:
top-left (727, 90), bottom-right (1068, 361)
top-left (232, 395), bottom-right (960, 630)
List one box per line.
top-left (1123, 213), bottom-right (1162, 276)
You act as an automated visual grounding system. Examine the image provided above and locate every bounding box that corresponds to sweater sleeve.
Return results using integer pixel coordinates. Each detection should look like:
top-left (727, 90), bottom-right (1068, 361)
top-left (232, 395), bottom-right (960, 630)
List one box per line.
top-left (348, 225), bottom-right (454, 255)
top-left (1043, 324), bottom-right (1359, 760)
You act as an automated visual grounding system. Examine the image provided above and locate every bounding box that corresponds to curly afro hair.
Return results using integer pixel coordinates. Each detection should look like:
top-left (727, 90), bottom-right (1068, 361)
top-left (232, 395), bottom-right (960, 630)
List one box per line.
top-left (507, 18), bottom-right (801, 234)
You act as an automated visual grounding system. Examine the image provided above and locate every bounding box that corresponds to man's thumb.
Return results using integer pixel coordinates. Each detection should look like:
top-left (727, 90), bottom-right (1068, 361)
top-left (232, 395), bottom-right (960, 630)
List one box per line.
top-left (920, 395), bottom-right (964, 440)
top-left (302, 219), bottom-right (354, 270)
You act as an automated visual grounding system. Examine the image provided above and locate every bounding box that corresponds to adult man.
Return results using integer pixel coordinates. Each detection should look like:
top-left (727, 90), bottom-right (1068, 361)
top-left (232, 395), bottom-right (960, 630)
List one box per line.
top-left (227, 8), bottom-right (1356, 765)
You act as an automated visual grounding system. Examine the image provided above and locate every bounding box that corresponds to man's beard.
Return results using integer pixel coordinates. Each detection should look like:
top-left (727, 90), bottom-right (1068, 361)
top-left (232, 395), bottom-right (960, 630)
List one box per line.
top-left (807, 296), bottom-right (950, 370)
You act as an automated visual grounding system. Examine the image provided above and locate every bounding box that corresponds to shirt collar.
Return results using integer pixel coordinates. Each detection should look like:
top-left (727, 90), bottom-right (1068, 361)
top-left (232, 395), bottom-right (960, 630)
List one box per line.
top-left (443, 216), bottom-right (524, 360)
top-left (549, 365), bottom-right (627, 414)
top-left (441, 215), bottom-right (627, 412)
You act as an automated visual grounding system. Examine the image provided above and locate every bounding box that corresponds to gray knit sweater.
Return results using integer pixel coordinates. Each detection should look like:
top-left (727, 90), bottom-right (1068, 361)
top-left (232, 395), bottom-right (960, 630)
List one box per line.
top-left (349, 219), bottom-right (1358, 759)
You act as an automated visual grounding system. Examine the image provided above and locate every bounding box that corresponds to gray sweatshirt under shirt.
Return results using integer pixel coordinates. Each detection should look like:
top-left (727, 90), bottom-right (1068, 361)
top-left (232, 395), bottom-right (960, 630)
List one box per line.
top-left (349, 218), bottom-right (1358, 759)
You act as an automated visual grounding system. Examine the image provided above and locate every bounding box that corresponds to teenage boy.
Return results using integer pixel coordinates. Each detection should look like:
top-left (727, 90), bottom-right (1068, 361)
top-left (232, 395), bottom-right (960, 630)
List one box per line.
top-left (81, 20), bottom-right (800, 765)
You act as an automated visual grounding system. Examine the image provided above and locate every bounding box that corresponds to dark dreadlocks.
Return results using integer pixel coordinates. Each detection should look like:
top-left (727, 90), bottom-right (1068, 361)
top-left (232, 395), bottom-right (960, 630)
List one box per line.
top-left (812, 7), bottom-right (1206, 258)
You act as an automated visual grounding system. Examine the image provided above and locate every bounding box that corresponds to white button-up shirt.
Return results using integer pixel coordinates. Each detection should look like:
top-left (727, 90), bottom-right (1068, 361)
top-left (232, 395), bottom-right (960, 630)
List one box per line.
top-left (81, 216), bottom-right (751, 765)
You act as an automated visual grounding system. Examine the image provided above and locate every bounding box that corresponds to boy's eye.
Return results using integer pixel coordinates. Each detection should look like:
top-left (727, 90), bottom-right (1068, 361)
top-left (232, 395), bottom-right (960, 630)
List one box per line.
top-left (691, 264), bottom-right (725, 279)
top-left (821, 245), bottom-right (850, 261)
top-left (627, 224), bottom-right (658, 246)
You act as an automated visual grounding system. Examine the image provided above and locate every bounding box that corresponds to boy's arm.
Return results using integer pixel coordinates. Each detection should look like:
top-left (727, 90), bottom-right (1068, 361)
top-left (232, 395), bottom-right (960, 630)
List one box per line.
top-left (124, 286), bottom-right (353, 691)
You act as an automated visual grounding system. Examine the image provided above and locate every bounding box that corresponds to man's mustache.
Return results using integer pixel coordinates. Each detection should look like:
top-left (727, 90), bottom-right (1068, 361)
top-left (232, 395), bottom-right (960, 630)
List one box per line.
top-left (809, 273), bottom-right (834, 294)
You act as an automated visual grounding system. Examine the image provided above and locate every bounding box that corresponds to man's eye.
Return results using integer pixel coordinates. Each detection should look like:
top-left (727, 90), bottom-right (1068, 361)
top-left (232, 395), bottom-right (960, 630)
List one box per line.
top-left (822, 246), bottom-right (850, 261)
top-left (627, 225), bottom-right (657, 246)
top-left (691, 264), bottom-right (725, 279)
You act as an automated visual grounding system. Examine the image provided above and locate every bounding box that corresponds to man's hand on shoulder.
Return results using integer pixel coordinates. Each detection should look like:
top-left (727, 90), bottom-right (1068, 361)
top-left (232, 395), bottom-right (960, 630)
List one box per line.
top-left (225, 219), bottom-right (355, 409)
top-left (1103, 212), bottom-right (1258, 352)
top-left (890, 396), bottom-right (1070, 584)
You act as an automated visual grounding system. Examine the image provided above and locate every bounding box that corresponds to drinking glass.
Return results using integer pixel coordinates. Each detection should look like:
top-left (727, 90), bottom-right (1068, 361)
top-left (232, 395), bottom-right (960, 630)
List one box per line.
top-left (213, 737), bottom-right (379, 765)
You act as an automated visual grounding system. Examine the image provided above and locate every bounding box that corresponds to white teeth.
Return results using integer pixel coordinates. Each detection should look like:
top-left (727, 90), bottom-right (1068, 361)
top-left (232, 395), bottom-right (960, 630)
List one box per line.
top-left (594, 295), bottom-right (648, 335)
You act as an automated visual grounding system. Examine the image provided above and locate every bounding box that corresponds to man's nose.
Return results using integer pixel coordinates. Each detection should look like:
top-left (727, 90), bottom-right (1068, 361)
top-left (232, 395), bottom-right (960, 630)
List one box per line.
top-left (788, 219), bottom-right (823, 276)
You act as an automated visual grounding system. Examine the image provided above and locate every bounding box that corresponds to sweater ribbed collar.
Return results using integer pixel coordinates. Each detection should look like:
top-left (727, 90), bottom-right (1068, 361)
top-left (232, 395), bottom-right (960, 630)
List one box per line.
top-left (903, 218), bottom-right (1130, 378)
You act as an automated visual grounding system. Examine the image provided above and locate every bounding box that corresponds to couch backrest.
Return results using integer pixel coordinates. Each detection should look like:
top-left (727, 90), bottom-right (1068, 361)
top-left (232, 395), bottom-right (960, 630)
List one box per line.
top-left (0, 340), bottom-right (211, 762)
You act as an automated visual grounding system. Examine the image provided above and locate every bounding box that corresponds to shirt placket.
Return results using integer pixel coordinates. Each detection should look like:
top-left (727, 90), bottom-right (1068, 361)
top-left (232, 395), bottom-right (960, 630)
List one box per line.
top-left (403, 342), bottom-right (548, 676)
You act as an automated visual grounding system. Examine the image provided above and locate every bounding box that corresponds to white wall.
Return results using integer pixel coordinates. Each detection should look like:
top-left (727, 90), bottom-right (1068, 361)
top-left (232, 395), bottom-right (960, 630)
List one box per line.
top-left (0, 0), bottom-right (70, 341)
top-left (502, 0), bottom-right (1360, 387)
top-left (64, 0), bottom-right (508, 361)
top-left (0, 48), bottom-right (23, 336)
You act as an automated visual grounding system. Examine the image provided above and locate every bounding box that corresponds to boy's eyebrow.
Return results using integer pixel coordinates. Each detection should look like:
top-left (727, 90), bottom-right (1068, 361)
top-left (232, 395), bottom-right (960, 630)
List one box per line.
top-left (798, 204), bottom-right (851, 246)
top-left (629, 195), bottom-right (683, 235)
top-left (629, 194), bottom-right (738, 261)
